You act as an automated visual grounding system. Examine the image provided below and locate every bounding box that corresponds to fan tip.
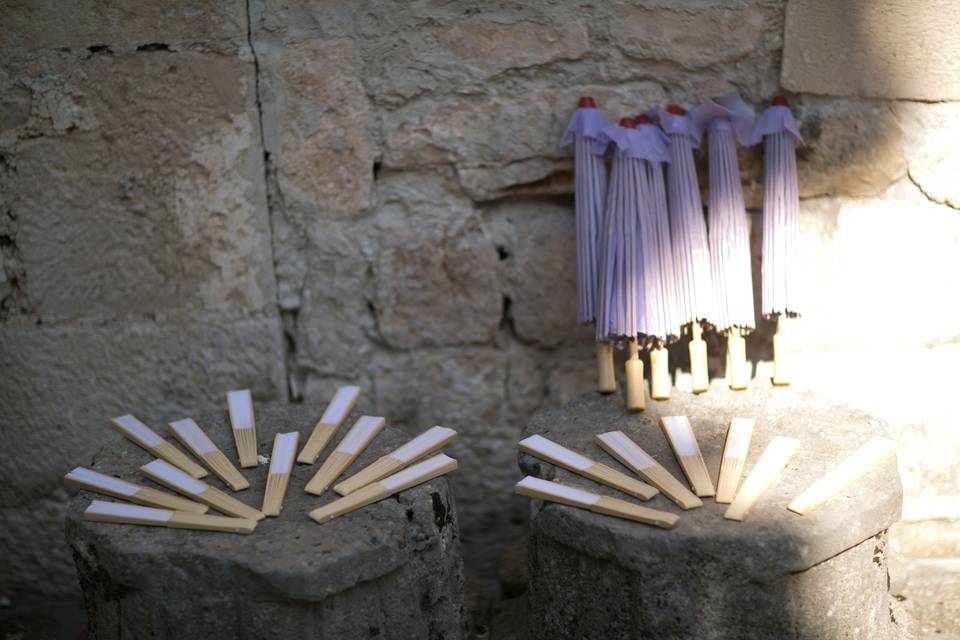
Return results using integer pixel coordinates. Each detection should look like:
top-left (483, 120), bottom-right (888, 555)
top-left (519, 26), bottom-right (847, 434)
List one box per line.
top-left (578, 96), bottom-right (597, 108)
top-left (772, 95), bottom-right (789, 107)
top-left (666, 104), bottom-right (686, 115)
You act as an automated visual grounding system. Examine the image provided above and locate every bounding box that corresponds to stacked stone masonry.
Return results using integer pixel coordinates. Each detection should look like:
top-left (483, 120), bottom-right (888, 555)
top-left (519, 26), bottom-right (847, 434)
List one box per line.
top-left (0, 3), bottom-right (958, 634)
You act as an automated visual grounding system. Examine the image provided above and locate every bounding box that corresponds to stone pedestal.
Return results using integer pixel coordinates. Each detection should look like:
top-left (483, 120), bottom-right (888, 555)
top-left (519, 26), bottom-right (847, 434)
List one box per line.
top-left (519, 385), bottom-right (916, 640)
top-left (65, 404), bottom-right (465, 640)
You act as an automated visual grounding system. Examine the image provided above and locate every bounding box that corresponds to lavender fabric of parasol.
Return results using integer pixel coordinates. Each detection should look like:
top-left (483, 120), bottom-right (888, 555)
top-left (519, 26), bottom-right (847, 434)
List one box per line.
top-left (753, 97), bottom-right (804, 317)
top-left (594, 118), bottom-right (644, 343)
top-left (632, 117), bottom-right (679, 346)
top-left (653, 105), bottom-right (716, 328)
top-left (693, 91), bottom-right (756, 332)
top-left (561, 98), bottom-right (609, 325)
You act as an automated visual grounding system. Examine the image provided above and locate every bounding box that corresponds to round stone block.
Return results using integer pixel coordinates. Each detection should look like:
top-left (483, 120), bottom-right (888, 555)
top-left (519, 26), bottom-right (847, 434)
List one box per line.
top-left (519, 385), bottom-right (915, 640)
top-left (65, 403), bottom-right (465, 640)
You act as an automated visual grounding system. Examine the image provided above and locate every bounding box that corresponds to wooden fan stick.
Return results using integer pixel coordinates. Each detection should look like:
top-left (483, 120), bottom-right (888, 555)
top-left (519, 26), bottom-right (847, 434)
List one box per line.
top-left (109, 415), bottom-right (208, 479)
top-left (594, 431), bottom-right (702, 509)
top-left (715, 418), bottom-right (755, 503)
top-left (64, 467), bottom-right (209, 514)
top-left (726, 329), bottom-right (749, 390)
top-left (298, 385), bottom-right (361, 464)
top-left (519, 434), bottom-right (658, 500)
top-left (305, 416), bottom-right (385, 496)
top-left (168, 418), bottom-right (249, 491)
top-left (625, 339), bottom-right (645, 411)
top-left (84, 500), bottom-right (257, 534)
top-left (724, 436), bottom-right (799, 521)
top-left (139, 459), bottom-right (264, 521)
top-left (227, 389), bottom-right (258, 468)
top-left (650, 341), bottom-right (671, 400)
top-left (660, 416), bottom-right (715, 496)
top-left (596, 342), bottom-right (617, 394)
top-left (310, 454), bottom-right (458, 525)
top-left (515, 476), bottom-right (678, 529)
top-left (788, 437), bottom-right (897, 516)
top-left (772, 314), bottom-right (790, 386)
top-left (262, 432), bottom-right (299, 517)
top-left (334, 425), bottom-right (458, 496)
top-left (689, 321), bottom-right (709, 393)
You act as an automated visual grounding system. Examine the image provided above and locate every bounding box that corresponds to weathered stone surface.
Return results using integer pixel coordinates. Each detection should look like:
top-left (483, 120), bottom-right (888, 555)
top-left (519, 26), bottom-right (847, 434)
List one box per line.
top-left (542, 338), bottom-right (597, 408)
top-left (530, 526), bottom-right (914, 640)
top-left (0, 50), bottom-right (275, 322)
top-left (65, 403), bottom-right (465, 639)
top-left (890, 555), bottom-right (960, 639)
top-left (372, 217), bottom-right (501, 349)
top-left (369, 345), bottom-right (526, 578)
top-left (264, 3), bottom-right (590, 105)
top-left (382, 84), bottom-right (667, 171)
top-left (0, 317), bottom-right (285, 504)
top-left (520, 387), bottom-right (907, 639)
top-left (783, 0), bottom-right (960, 101)
top-left (261, 38), bottom-right (375, 220)
top-left (0, 0), bottom-right (247, 54)
top-left (610, 1), bottom-right (780, 70)
top-left (787, 345), bottom-right (960, 525)
top-left (484, 198), bottom-right (577, 348)
top-left (793, 98), bottom-right (906, 198)
top-left (894, 102), bottom-right (960, 210)
top-left (892, 521), bottom-right (960, 559)
top-left (292, 220), bottom-right (377, 384)
top-left (0, 490), bottom-right (79, 599)
top-left (793, 181), bottom-right (960, 352)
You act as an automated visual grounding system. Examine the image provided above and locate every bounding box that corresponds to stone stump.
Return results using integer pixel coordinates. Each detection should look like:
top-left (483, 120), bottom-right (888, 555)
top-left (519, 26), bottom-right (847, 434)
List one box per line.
top-left (519, 385), bottom-right (915, 640)
top-left (65, 404), bottom-right (466, 640)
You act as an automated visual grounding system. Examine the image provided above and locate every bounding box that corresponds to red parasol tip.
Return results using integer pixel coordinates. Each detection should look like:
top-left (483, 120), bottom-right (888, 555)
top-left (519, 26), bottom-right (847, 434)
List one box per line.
top-left (666, 104), bottom-right (685, 115)
top-left (578, 96), bottom-right (597, 108)
top-left (772, 95), bottom-right (789, 107)
top-left (634, 114), bottom-right (652, 125)
top-left (619, 117), bottom-right (635, 127)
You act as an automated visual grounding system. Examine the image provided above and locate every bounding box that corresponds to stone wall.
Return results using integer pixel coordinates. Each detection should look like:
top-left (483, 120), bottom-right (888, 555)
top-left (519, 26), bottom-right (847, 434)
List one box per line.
top-left (1, 0), bottom-right (958, 618)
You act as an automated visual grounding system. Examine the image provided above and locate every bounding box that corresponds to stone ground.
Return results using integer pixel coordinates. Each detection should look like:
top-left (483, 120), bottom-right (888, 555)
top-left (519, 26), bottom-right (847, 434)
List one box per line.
top-left (1, 0), bottom-right (959, 635)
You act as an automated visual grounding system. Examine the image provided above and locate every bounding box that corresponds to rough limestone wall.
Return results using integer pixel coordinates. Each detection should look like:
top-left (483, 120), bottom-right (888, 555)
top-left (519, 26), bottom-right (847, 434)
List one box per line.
top-left (0, 0), bottom-right (958, 614)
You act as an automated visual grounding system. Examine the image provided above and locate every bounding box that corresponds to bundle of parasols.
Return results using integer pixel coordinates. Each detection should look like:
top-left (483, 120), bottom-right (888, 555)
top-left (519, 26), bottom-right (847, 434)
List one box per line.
top-left (563, 92), bottom-right (802, 411)
top-left (64, 387), bottom-right (459, 534)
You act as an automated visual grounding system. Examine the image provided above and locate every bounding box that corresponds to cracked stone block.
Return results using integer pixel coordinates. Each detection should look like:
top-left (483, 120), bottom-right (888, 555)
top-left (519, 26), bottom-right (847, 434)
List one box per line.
top-left (257, 38), bottom-right (375, 220)
top-left (894, 102), bottom-right (960, 210)
top-left (484, 198), bottom-right (577, 348)
top-left (520, 386), bottom-right (910, 639)
top-left (65, 403), bottom-right (466, 639)
top-left (783, 0), bottom-right (960, 101)
top-left (0, 50), bottom-right (275, 322)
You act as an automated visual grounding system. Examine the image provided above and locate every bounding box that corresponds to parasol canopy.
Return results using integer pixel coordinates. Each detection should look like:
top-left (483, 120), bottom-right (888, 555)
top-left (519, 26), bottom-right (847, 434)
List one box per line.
top-left (753, 96), bottom-right (804, 318)
top-left (652, 105), bottom-right (717, 329)
top-left (693, 91), bottom-right (756, 333)
top-left (594, 117), bottom-right (645, 343)
top-left (560, 96), bottom-right (609, 325)
top-left (631, 115), bottom-right (679, 346)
